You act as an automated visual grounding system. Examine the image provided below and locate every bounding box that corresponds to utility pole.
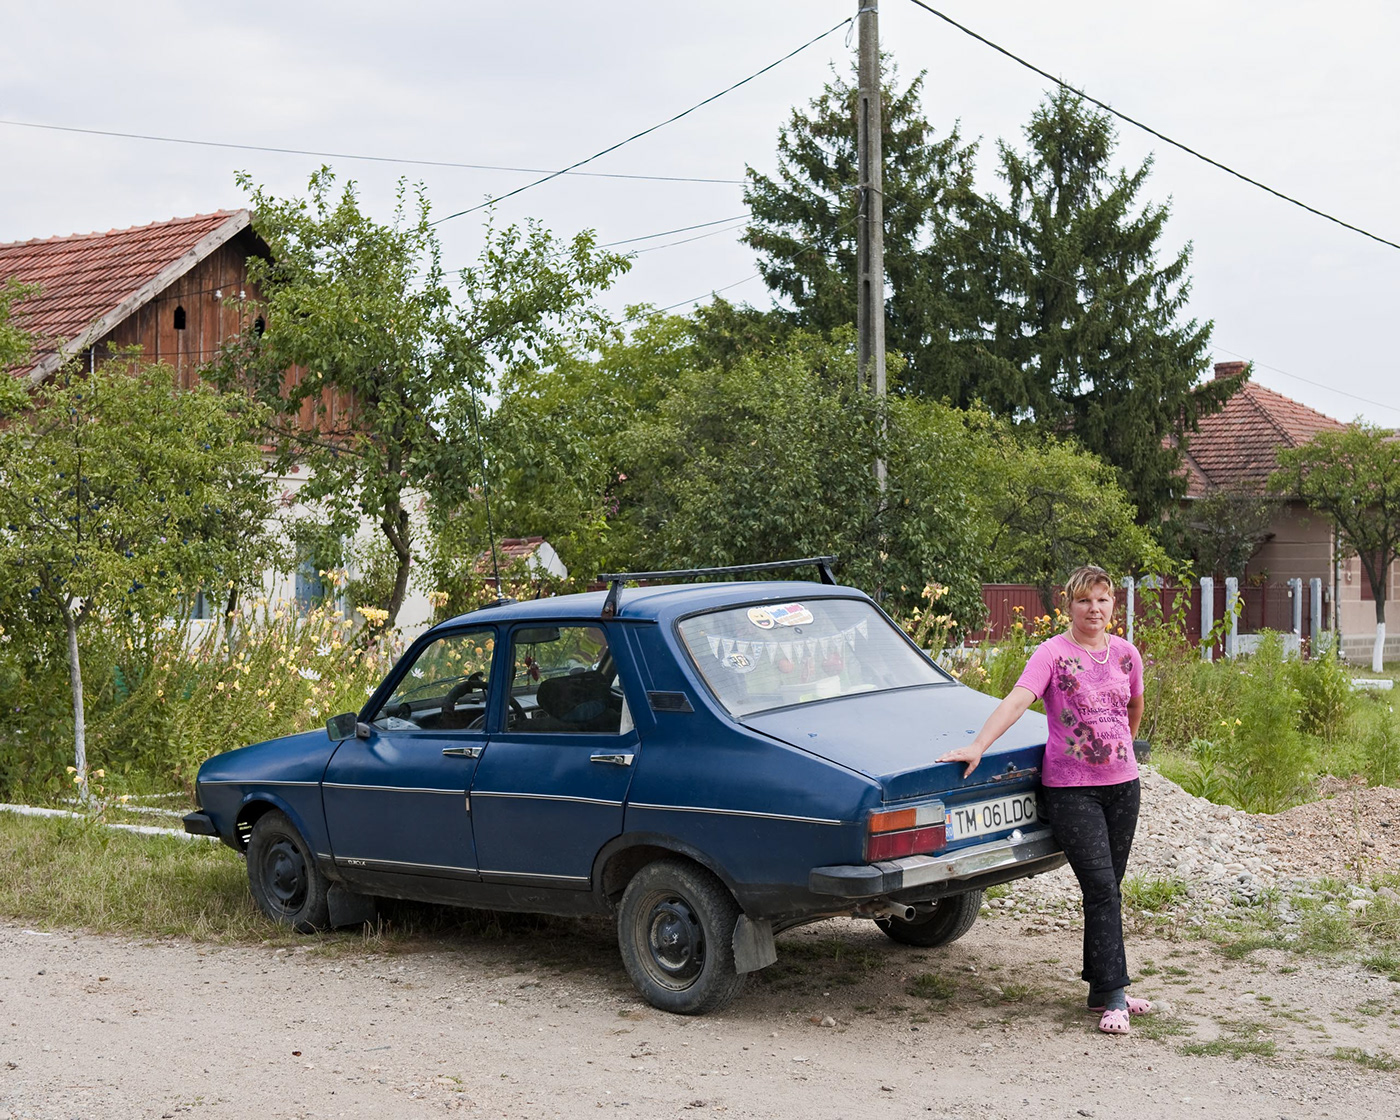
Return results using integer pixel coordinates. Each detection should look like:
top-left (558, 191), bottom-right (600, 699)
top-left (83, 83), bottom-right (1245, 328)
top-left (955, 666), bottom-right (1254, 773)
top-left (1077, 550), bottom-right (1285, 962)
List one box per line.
top-left (856, 0), bottom-right (886, 488)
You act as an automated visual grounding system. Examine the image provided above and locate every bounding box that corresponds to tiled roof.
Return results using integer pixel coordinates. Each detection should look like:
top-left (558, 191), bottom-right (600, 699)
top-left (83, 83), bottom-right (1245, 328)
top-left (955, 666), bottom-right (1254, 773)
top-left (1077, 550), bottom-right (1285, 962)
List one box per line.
top-left (473, 536), bottom-right (547, 574)
top-left (1183, 374), bottom-right (1346, 496)
top-left (1, 210), bottom-right (250, 379)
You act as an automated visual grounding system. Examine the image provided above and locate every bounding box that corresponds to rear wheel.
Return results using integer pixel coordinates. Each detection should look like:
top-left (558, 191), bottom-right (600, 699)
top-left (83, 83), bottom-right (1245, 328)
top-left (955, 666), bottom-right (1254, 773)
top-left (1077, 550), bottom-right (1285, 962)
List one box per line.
top-left (617, 859), bottom-right (745, 1015)
top-left (246, 810), bottom-right (331, 933)
top-left (875, 890), bottom-right (983, 948)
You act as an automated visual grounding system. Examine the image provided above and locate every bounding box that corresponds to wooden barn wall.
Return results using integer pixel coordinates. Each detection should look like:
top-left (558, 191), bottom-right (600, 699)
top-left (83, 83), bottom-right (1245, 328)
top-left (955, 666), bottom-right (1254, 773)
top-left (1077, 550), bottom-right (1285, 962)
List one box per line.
top-left (93, 230), bottom-right (353, 435)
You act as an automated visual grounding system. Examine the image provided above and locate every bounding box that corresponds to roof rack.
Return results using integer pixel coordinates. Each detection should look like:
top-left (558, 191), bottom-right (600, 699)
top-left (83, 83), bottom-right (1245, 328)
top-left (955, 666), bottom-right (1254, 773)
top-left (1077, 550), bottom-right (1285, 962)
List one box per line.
top-left (596, 556), bottom-right (838, 619)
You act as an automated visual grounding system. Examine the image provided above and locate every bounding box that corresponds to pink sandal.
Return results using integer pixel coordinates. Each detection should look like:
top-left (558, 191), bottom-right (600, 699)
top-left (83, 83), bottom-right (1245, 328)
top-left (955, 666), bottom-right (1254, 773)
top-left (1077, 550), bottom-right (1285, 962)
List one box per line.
top-left (1098, 1007), bottom-right (1131, 1035)
top-left (1088, 996), bottom-right (1153, 1015)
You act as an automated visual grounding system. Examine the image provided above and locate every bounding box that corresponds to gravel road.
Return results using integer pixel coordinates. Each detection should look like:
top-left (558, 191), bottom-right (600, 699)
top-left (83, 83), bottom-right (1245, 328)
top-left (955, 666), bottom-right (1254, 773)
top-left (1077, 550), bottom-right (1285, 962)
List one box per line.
top-left (3, 772), bottom-right (1399, 1119)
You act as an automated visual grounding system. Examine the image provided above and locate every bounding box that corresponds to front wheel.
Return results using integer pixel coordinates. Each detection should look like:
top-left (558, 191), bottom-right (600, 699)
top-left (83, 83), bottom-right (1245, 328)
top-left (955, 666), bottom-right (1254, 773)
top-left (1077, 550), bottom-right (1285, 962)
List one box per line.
top-left (617, 859), bottom-right (745, 1015)
top-left (875, 889), bottom-right (983, 948)
top-left (246, 809), bottom-right (331, 933)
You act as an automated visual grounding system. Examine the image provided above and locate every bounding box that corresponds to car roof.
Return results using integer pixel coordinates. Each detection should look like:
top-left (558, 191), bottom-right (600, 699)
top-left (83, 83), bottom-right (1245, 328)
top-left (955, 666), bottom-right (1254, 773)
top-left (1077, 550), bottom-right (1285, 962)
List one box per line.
top-left (437, 580), bottom-right (873, 631)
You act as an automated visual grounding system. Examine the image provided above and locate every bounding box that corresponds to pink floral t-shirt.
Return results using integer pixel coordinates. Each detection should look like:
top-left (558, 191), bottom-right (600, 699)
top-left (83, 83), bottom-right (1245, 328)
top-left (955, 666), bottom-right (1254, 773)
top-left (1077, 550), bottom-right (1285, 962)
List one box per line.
top-left (1015, 633), bottom-right (1143, 788)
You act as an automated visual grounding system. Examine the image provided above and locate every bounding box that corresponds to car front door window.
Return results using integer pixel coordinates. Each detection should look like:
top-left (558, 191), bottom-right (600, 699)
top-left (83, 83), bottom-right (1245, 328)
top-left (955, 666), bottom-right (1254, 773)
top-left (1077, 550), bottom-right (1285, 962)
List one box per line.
top-left (372, 630), bottom-right (496, 732)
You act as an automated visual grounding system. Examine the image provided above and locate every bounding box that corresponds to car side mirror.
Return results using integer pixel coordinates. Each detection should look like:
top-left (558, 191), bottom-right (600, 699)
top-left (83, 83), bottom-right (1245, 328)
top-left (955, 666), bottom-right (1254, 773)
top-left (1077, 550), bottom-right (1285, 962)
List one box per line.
top-left (327, 712), bottom-right (367, 741)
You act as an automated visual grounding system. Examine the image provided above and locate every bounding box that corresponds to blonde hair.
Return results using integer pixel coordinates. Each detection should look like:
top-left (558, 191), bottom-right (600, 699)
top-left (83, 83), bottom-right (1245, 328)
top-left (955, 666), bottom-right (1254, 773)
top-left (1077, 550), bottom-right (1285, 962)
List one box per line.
top-left (1062, 565), bottom-right (1116, 605)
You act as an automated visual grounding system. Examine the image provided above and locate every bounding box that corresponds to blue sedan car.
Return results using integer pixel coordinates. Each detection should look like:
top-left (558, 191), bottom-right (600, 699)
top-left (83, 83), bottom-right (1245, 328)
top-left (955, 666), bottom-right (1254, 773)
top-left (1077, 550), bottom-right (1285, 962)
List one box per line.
top-left (185, 561), bottom-right (1062, 1014)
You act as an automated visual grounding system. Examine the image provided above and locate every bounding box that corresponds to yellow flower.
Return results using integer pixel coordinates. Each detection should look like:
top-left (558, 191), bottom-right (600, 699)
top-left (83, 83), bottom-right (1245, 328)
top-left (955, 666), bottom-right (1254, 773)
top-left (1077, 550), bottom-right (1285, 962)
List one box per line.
top-left (66, 766), bottom-right (76, 774)
top-left (268, 701), bottom-right (276, 711)
top-left (216, 681), bottom-right (225, 692)
top-left (93, 769), bottom-right (104, 778)
top-left (1234, 718), bottom-right (1242, 726)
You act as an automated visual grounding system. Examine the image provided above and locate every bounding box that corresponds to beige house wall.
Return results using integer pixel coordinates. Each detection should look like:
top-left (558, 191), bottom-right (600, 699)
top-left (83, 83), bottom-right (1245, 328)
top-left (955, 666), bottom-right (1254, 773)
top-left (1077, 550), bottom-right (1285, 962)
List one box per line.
top-left (1245, 502), bottom-right (1332, 584)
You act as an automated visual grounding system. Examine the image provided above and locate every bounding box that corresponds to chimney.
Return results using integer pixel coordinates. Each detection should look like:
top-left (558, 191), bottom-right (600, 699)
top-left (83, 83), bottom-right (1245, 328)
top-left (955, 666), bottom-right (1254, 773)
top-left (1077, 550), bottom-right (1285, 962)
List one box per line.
top-left (1214, 360), bottom-right (1247, 380)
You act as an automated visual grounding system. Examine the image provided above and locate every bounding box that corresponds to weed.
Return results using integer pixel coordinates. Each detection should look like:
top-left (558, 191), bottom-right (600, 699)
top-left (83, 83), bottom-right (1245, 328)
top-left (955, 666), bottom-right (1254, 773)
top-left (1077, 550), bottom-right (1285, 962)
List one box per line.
top-left (908, 973), bottom-right (957, 1001)
top-left (1134, 1013), bottom-right (1189, 1041)
top-left (1331, 1047), bottom-right (1399, 1072)
top-left (1180, 1019), bottom-right (1277, 1060)
top-left (1123, 875), bottom-right (1190, 912)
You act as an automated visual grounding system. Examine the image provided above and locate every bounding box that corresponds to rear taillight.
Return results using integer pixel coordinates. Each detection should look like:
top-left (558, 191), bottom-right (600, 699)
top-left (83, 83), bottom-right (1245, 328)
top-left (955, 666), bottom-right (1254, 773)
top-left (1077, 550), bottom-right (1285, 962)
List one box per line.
top-left (865, 801), bottom-right (946, 861)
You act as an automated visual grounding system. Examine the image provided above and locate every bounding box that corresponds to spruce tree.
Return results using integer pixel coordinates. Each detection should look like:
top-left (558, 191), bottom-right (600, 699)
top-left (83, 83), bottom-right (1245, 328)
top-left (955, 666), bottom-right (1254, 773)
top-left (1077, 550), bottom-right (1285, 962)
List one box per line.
top-left (742, 60), bottom-right (987, 399)
top-left (982, 89), bottom-right (1237, 522)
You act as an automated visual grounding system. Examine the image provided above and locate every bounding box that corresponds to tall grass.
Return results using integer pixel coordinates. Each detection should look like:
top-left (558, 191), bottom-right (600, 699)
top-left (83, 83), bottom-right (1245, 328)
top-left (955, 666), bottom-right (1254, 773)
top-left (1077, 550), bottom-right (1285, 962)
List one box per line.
top-left (0, 600), bottom-right (399, 801)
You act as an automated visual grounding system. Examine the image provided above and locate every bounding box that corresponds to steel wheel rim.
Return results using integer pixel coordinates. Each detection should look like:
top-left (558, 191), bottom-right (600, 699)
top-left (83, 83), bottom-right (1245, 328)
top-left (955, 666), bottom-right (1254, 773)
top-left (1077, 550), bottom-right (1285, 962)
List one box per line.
top-left (639, 892), bottom-right (705, 991)
top-left (265, 837), bottom-right (308, 913)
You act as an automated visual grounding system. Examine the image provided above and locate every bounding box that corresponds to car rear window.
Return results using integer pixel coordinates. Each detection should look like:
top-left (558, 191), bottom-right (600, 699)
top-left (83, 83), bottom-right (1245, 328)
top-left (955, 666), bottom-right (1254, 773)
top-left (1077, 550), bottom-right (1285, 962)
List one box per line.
top-left (677, 597), bottom-right (948, 717)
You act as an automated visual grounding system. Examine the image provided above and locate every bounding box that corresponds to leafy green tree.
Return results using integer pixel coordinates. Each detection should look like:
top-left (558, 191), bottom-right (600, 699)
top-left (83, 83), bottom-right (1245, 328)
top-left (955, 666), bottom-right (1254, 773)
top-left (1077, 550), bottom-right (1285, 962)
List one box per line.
top-left (980, 89), bottom-right (1236, 522)
top-left (974, 426), bottom-right (1165, 610)
top-left (209, 170), bottom-right (629, 626)
top-left (1273, 424), bottom-right (1400, 671)
top-left (1160, 490), bottom-right (1279, 578)
top-left (0, 359), bottom-right (275, 795)
top-left (0, 279), bottom-right (36, 408)
top-left (612, 326), bottom-right (989, 627)
top-left (742, 60), bottom-right (987, 399)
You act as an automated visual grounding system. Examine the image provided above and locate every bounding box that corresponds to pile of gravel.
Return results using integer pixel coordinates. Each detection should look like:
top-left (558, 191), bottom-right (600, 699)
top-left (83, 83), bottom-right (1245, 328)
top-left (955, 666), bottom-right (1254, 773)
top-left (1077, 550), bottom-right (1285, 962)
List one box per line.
top-left (995, 768), bottom-right (1399, 921)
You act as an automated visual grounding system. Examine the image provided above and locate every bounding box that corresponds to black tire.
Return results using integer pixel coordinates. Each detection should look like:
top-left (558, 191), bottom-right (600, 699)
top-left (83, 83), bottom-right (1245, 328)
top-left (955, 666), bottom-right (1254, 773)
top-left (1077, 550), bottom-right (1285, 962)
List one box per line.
top-left (617, 859), bottom-right (745, 1015)
top-left (875, 889), bottom-right (983, 948)
top-left (246, 810), bottom-right (331, 933)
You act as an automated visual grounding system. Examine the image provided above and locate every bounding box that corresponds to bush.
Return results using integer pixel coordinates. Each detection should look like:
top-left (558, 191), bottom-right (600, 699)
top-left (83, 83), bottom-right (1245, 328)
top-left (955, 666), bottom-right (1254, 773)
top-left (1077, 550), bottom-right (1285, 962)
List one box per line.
top-left (1290, 645), bottom-right (1357, 741)
top-left (1172, 632), bottom-right (1314, 813)
top-left (1360, 703), bottom-right (1400, 787)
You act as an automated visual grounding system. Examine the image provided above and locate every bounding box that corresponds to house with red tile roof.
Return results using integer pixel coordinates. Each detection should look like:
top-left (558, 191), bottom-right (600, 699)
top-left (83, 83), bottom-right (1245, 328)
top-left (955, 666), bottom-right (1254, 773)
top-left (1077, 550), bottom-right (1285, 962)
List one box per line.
top-left (0, 211), bottom-right (430, 630)
top-left (1181, 361), bottom-right (1389, 660)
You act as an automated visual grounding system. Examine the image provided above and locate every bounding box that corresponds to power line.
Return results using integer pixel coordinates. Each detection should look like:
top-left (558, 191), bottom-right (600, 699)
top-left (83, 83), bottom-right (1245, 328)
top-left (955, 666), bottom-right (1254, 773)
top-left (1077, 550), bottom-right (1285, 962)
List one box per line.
top-left (624, 275), bottom-right (763, 322)
top-left (430, 17), bottom-right (853, 226)
top-left (1210, 345), bottom-right (1400, 418)
top-left (0, 117), bottom-right (744, 186)
top-left (600, 213), bottom-right (750, 247)
top-left (903, 0), bottom-right (1400, 254)
top-left (630, 220), bottom-right (752, 255)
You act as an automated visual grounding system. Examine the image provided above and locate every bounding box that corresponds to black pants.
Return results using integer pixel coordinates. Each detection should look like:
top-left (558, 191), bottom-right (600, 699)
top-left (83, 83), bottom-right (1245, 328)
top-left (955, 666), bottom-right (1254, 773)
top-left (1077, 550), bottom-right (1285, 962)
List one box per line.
top-left (1041, 779), bottom-right (1140, 993)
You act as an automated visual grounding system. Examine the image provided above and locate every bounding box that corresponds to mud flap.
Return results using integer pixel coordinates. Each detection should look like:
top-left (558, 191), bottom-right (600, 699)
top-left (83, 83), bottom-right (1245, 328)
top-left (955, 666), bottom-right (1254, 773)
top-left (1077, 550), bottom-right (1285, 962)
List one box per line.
top-left (732, 915), bottom-right (777, 974)
top-left (327, 884), bottom-right (378, 929)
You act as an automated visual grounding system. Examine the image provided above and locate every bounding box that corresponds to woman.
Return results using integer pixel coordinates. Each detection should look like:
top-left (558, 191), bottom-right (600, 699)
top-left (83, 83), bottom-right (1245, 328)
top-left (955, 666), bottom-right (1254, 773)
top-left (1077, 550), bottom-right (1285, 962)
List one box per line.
top-left (937, 565), bottom-right (1148, 1035)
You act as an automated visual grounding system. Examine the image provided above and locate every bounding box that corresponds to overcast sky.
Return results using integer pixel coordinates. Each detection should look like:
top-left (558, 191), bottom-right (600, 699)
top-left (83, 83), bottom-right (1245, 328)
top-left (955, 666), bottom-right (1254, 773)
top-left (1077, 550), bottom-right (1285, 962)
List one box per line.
top-left (3, 0), bottom-right (1397, 425)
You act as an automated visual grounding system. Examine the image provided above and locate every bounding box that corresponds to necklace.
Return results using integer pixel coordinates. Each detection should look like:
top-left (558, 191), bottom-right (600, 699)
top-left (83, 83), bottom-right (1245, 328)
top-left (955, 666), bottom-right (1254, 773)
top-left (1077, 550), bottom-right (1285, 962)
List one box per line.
top-left (1068, 632), bottom-right (1111, 665)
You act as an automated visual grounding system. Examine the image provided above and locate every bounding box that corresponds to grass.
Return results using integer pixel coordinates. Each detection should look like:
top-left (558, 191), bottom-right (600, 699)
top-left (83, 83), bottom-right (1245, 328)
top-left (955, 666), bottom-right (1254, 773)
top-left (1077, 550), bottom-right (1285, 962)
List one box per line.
top-left (1332, 1046), bottom-right (1399, 1071)
top-left (1179, 1019), bottom-right (1278, 1060)
top-left (1122, 874), bottom-right (1190, 913)
top-left (0, 811), bottom-right (270, 941)
top-left (908, 972), bottom-right (957, 1001)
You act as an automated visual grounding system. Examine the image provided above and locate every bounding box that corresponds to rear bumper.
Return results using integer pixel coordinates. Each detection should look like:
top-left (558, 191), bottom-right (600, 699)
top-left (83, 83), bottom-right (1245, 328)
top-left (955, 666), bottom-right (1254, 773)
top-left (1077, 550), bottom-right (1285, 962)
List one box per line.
top-left (808, 827), bottom-right (1063, 899)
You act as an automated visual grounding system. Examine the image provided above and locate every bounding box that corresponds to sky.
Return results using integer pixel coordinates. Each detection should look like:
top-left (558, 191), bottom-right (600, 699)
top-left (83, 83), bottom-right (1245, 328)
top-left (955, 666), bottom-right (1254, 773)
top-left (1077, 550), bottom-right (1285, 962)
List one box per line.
top-left (2, 0), bottom-right (1398, 425)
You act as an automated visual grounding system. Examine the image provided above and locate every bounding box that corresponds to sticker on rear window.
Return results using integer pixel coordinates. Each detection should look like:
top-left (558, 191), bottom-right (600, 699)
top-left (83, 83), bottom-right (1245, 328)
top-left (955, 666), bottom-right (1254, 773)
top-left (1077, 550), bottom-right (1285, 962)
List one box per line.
top-left (722, 651), bottom-right (758, 673)
top-left (748, 603), bottom-right (813, 629)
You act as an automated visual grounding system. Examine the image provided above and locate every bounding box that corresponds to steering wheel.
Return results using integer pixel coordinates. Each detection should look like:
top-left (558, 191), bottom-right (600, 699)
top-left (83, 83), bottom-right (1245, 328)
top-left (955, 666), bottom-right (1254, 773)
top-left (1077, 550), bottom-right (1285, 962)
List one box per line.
top-left (442, 672), bottom-right (487, 714)
top-left (467, 696), bottom-right (527, 732)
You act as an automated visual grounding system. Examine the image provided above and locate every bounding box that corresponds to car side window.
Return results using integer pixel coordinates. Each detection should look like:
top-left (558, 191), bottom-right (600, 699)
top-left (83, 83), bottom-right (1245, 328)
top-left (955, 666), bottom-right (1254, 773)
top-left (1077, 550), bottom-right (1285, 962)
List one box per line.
top-left (507, 624), bottom-right (627, 735)
top-left (371, 629), bottom-right (496, 732)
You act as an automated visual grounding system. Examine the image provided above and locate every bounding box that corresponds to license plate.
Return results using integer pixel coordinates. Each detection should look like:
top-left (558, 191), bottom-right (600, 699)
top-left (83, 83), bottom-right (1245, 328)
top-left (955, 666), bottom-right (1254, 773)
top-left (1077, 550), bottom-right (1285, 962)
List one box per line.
top-left (945, 792), bottom-right (1037, 841)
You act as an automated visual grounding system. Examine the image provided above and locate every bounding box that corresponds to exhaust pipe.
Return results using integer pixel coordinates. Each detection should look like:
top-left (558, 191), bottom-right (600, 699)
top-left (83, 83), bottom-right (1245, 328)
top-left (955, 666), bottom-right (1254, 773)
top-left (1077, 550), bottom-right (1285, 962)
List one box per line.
top-left (855, 902), bottom-right (917, 921)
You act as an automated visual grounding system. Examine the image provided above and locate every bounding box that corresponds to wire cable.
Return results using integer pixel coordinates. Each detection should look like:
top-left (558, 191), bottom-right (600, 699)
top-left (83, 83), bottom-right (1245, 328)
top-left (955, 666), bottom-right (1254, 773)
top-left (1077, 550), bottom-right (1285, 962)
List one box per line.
top-left (1209, 345), bottom-right (1400, 418)
top-left (600, 213), bottom-right (750, 247)
top-left (903, 0), bottom-right (1400, 253)
top-left (629, 220), bottom-right (753, 255)
top-left (0, 117), bottom-right (744, 186)
top-left (430, 17), bottom-right (853, 225)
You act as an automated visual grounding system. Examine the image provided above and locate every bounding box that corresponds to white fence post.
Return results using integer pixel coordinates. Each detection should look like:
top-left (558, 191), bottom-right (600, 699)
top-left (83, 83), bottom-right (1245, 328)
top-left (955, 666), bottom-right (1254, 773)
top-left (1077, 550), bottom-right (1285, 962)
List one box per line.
top-left (1225, 577), bottom-right (1239, 659)
top-left (1123, 576), bottom-right (1135, 647)
top-left (1290, 577), bottom-right (1303, 638)
top-left (1200, 576), bottom-right (1214, 662)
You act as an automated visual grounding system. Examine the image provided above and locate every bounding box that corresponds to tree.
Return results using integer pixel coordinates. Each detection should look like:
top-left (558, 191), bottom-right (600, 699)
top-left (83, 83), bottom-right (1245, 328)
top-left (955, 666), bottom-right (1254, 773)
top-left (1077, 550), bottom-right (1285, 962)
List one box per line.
top-left (1273, 425), bottom-right (1400, 671)
top-left (980, 89), bottom-right (1237, 522)
top-left (0, 359), bottom-right (275, 796)
top-left (209, 170), bottom-right (629, 627)
top-left (742, 59), bottom-right (988, 399)
top-left (0, 279), bottom-right (36, 407)
top-left (1160, 490), bottom-right (1279, 578)
top-left (973, 425), bottom-right (1165, 611)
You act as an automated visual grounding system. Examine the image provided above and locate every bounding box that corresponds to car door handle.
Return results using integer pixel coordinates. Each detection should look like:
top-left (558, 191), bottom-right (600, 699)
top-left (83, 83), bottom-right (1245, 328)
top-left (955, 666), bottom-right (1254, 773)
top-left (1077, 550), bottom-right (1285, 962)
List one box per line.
top-left (442, 746), bottom-right (484, 759)
top-left (590, 752), bottom-right (634, 767)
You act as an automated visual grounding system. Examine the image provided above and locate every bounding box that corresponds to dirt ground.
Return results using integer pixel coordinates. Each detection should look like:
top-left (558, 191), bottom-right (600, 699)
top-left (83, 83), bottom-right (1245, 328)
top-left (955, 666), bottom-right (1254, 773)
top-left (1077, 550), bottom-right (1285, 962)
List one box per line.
top-left (3, 903), bottom-right (1398, 1120)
